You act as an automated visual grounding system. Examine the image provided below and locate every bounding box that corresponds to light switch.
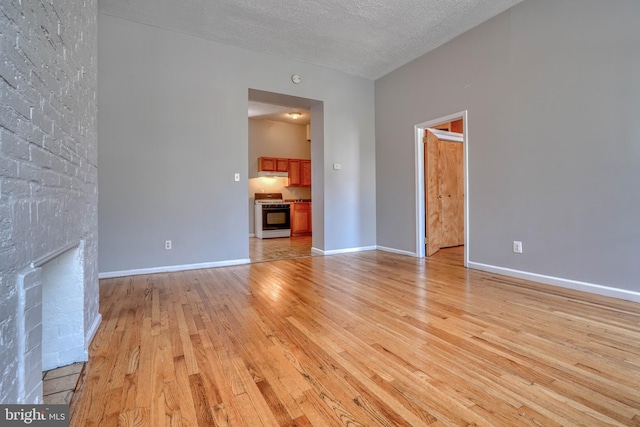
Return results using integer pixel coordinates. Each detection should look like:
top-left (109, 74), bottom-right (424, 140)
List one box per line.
top-left (234, 173), bottom-right (240, 181)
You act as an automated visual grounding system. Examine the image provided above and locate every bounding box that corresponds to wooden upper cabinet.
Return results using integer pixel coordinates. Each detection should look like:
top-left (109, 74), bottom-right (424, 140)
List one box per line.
top-left (258, 157), bottom-right (276, 171)
top-left (259, 156), bottom-right (310, 187)
top-left (275, 158), bottom-right (288, 172)
top-left (288, 159), bottom-right (311, 187)
top-left (288, 159), bottom-right (301, 186)
top-left (301, 160), bottom-right (311, 186)
top-left (258, 157), bottom-right (288, 172)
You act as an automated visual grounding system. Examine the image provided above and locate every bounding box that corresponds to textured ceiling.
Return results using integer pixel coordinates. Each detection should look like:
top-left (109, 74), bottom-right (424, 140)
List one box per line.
top-left (249, 101), bottom-right (310, 125)
top-left (98, 0), bottom-right (523, 80)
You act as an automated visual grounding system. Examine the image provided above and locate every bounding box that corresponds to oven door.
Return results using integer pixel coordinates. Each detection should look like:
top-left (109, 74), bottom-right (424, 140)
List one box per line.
top-left (261, 205), bottom-right (290, 230)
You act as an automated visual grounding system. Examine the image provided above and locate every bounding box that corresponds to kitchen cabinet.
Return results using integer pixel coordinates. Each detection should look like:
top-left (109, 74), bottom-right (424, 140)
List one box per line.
top-left (288, 159), bottom-right (301, 186)
top-left (301, 160), bottom-right (311, 186)
top-left (287, 159), bottom-right (311, 187)
top-left (258, 156), bottom-right (311, 186)
top-left (290, 203), bottom-right (312, 236)
top-left (259, 157), bottom-right (288, 172)
top-left (275, 158), bottom-right (289, 172)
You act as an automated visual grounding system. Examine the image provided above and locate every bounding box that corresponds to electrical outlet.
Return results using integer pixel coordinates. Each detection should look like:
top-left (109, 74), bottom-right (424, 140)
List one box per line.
top-left (234, 173), bottom-right (240, 182)
top-left (513, 241), bottom-right (522, 254)
top-left (333, 163), bottom-right (342, 170)
top-left (165, 240), bottom-right (172, 250)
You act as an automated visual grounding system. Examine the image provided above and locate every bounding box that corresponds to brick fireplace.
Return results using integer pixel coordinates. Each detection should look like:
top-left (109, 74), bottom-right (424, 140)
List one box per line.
top-left (17, 242), bottom-right (86, 402)
top-left (0, 1), bottom-right (100, 404)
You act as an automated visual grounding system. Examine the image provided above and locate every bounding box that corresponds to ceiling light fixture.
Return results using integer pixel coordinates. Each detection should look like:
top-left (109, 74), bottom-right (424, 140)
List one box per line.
top-left (289, 112), bottom-right (302, 119)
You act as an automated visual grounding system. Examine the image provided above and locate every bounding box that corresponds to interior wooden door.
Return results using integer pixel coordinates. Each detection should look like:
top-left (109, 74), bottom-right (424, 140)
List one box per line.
top-left (439, 140), bottom-right (464, 248)
top-left (425, 131), bottom-right (442, 256)
top-left (424, 129), bottom-right (464, 256)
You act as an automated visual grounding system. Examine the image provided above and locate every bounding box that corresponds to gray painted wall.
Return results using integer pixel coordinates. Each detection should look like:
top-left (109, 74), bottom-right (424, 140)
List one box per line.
top-left (375, 0), bottom-right (640, 294)
top-left (0, 1), bottom-right (99, 403)
top-left (98, 14), bottom-right (376, 274)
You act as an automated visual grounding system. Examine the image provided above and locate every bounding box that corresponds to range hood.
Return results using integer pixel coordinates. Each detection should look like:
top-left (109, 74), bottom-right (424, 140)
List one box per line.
top-left (258, 171), bottom-right (288, 178)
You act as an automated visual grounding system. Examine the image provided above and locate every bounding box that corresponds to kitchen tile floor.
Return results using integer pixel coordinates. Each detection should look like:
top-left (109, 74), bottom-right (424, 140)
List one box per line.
top-left (43, 362), bottom-right (84, 404)
top-left (250, 235), bottom-right (314, 263)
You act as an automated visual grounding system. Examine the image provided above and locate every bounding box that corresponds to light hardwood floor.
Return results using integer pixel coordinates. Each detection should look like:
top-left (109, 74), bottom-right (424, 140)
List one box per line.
top-left (249, 236), bottom-right (313, 263)
top-left (71, 247), bottom-right (640, 426)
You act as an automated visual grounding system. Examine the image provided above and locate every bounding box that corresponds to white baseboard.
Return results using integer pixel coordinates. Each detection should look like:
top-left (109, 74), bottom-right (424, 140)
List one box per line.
top-left (85, 313), bottom-right (102, 354)
top-left (376, 245), bottom-right (417, 257)
top-left (468, 261), bottom-right (640, 303)
top-left (98, 258), bottom-right (252, 279)
top-left (311, 245), bottom-right (377, 256)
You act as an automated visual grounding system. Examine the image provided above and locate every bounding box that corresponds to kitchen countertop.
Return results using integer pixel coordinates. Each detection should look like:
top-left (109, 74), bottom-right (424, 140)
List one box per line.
top-left (285, 199), bottom-right (312, 203)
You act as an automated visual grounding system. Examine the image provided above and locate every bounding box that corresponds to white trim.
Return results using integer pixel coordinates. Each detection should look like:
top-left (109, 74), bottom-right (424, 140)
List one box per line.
top-left (468, 261), bottom-right (640, 303)
top-left (85, 313), bottom-right (102, 353)
top-left (98, 258), bottom-right (252, 279)
top-left (376, 245), bottom-right (417, 257)
top-left (32, 240), bottom-right (82, 268)
top-left (414, 111), bottom-right (469, 267)
top-left (425, 128), bottom-right (463, 143)
top-left (311, 246), bottom-right (376, 256)
top-left (414, 123), bottom-right (424, 258)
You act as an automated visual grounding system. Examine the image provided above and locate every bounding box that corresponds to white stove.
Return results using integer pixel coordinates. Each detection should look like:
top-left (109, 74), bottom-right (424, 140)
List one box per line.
top-left (255, 193), bottom-right (291, 239)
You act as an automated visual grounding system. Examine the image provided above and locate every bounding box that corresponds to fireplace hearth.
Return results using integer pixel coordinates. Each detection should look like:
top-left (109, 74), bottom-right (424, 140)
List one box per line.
top-left (17, 241), bottom-right (87, 403)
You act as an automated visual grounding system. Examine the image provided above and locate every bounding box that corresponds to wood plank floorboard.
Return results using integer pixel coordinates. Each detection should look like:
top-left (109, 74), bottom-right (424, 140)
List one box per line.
top-left (70, 247), bottom-right (640, 426)
top-left (249, 236), bottom-right (313, 263)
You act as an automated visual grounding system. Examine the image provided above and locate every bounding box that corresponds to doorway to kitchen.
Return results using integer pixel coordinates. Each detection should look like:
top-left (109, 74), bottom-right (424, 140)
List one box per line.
top-left (247, 89), bottom-right (322, 263)
top-left (414, 111), bottom-right (469, 266)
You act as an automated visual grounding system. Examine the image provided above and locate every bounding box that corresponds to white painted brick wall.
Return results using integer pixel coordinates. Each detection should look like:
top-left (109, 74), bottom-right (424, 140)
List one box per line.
top-left (0, 0), bottom-right (98, 404)
top-left (41, 245), bottom-right (85, 371)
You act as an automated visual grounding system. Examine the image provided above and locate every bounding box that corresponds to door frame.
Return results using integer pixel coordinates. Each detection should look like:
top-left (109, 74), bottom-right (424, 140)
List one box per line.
top-left (414, 110), bottom-right (469, 266)
top-left (247, 89), bottom-right (324, 257)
